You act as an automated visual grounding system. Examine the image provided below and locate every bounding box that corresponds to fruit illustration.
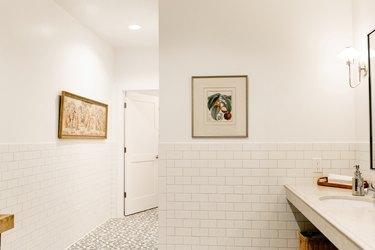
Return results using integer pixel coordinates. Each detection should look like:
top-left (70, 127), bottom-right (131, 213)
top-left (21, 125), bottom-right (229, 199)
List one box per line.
top-left (207, 93), bottom-right (232, 121)
top-left (224, 113), bottom-right (232, 120)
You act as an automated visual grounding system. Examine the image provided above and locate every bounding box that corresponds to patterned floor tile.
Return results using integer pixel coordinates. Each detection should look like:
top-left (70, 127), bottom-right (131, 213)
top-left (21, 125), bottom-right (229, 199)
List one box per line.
top-left (68, 208), bottom-right (158, 250)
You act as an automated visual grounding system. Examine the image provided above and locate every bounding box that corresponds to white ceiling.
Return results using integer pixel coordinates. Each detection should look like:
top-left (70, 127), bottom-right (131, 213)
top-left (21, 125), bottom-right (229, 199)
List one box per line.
top-left (54, 0), bottom-right (158, 49)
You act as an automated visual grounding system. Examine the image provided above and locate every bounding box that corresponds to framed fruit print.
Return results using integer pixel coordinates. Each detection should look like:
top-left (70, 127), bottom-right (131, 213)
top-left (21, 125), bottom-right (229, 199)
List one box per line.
top-left (192, 75), bottom-right (248, 138)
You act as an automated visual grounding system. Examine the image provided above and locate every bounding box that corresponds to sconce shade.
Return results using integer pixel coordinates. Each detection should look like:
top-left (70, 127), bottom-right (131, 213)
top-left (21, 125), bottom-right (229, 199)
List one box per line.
top-left (338, 47), bottom-right (361, 61)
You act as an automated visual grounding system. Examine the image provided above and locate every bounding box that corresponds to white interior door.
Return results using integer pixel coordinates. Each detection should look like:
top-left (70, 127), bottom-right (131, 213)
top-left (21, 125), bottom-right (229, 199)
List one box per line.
top-left (124, 92), bottom-right (159, 215)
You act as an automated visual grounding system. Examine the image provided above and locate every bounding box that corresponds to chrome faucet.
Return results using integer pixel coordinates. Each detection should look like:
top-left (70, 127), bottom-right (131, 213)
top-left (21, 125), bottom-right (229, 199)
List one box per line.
top-left (352, 165), bottom-right (365, 196)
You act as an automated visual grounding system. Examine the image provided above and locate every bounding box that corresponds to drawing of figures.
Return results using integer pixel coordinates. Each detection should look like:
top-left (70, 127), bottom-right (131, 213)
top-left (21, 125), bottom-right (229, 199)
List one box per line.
top-left (59, 91), bottom-right (108, 139)
top-left (64, 101), bottom-right (76, 129)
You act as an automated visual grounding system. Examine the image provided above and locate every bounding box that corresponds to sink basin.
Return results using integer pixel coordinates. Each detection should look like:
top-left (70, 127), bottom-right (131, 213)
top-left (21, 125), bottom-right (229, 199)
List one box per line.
top-left (319, 196), bottom-right (375, 208)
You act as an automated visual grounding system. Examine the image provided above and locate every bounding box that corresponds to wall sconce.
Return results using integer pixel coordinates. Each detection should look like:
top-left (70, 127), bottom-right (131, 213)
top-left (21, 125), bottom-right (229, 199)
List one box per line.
top-left (338, 47), bottom-right (368, 88)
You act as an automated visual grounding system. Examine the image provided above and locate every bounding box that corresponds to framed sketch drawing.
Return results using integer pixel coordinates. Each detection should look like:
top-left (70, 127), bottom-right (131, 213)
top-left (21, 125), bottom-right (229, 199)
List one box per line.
top-left (58, 91), bottom-right (108, 139)
top-left (192, 75), bottom-right (248, 138)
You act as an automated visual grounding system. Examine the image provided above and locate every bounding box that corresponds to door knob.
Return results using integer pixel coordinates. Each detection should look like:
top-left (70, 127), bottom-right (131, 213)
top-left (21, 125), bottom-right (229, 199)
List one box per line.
top-left (155, 155), bottom-right (159, 159)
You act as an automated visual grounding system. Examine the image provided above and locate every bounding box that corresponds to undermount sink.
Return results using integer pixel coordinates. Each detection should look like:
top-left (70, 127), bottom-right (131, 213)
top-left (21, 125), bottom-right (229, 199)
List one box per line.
top-left (319, 196), bottom-right (375, 208)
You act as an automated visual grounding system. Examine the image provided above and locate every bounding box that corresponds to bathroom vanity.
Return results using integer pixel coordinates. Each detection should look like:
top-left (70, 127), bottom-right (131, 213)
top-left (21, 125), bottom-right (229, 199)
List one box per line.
top-left (285, 184), bottom-right (375, 250)
top-left (0, 214), bottom-right (14, 250)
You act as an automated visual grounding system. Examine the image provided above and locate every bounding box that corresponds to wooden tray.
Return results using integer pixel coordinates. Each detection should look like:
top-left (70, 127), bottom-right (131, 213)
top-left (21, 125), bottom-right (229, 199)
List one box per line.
top-left (317, 177), bottom-right (369, 189)
top-left (0, 214), bottom-right (14, 234)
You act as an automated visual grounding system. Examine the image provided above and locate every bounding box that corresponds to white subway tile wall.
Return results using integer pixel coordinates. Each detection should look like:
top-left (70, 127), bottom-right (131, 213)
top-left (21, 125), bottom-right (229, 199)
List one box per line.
top-left (159, 143), bottom-right (374, 250)
top-left (0, 143), bottom-right (116, 250)
top-left (0, 142), bottom-right (374, 250)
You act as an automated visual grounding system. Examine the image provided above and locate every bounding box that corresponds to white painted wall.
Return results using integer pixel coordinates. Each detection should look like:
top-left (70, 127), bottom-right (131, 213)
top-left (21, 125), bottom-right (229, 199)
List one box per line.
top-left (0, 0), bottom-right (116, 144)
top-left (0, 0), bottom-right (118, 249)
top-left (160, 0), bottom-right (355, 143)
top-left (352, 0), bottom-right (375, 142)
top-left (115, 46), bottom-right (159, 91)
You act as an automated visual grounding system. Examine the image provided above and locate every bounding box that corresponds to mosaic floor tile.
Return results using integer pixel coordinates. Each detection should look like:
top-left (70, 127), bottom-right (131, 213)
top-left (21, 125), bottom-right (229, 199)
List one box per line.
top-left (68, 208), bottom-right (158, 250)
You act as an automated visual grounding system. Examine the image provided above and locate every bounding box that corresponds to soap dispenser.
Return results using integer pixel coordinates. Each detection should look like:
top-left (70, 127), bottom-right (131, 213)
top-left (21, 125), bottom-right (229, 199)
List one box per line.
top-left (352, 165), bottom-right (365, 196)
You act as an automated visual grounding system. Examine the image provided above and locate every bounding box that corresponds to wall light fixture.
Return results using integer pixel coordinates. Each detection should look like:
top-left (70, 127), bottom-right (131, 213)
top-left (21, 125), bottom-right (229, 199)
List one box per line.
top-left (338, 47), bottom-right (368, 88)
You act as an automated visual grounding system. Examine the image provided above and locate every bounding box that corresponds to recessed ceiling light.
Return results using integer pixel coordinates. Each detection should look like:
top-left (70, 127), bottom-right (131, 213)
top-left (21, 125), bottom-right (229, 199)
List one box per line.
top-left (128, 24), bottom-right (142, 31)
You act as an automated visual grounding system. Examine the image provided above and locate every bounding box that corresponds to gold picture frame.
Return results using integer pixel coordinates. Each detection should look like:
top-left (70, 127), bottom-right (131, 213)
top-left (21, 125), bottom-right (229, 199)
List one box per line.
top-left (192, 75), bottom-right (248, 138)
top-left (58, 91), bottom-right (108, 139)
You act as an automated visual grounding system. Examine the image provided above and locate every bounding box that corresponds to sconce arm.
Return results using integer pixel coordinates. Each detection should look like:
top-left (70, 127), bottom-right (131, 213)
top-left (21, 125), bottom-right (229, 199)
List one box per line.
top-left (347, 60), bottom-right (367, 88)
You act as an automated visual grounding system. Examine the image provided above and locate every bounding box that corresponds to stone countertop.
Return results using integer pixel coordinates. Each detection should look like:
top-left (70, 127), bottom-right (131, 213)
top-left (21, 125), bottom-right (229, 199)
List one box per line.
top-left (0, 214), bottom-right (14, 234)
top-left (285, 183), bottom-right (375, 250)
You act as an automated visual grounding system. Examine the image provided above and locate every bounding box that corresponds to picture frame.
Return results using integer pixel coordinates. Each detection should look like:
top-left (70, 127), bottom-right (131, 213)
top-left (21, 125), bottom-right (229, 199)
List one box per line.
top-left (58, 91), bottom-right (108, 139)
top-left (192, 75), bottom-right (248, 138)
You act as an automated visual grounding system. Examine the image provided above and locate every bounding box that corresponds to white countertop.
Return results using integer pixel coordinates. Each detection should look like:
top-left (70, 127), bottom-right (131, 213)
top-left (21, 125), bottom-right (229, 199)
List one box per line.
top-left (285, 183), bottom-right (375, 250)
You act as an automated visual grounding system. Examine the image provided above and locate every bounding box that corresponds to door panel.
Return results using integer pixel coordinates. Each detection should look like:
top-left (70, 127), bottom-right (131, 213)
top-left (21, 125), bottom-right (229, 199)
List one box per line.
top-left (124, 92), bottom-right (158, 215)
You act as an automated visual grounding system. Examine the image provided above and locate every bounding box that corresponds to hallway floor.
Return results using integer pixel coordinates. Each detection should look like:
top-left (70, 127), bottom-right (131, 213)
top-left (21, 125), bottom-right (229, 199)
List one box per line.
top-left (68, 208), bottom-right (158, 250)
